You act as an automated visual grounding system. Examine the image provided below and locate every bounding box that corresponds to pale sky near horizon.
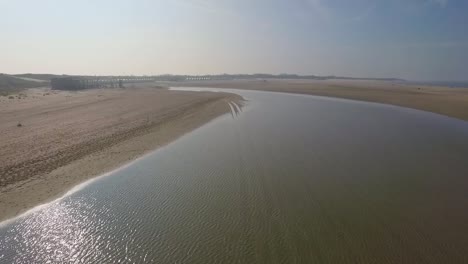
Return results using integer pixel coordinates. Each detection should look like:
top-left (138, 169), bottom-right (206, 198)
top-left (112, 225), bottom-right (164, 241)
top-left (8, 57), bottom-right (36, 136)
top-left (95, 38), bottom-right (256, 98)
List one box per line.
top-left (1, 0), bottom-right (467, 81)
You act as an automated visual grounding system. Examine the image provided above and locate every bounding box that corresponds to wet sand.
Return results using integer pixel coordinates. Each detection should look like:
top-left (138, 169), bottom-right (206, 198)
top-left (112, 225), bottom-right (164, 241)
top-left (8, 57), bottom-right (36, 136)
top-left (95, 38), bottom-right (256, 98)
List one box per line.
top-left (173, 79), bottom-right (468, 121)
top-left (0, 87), bottom-right (242, 222)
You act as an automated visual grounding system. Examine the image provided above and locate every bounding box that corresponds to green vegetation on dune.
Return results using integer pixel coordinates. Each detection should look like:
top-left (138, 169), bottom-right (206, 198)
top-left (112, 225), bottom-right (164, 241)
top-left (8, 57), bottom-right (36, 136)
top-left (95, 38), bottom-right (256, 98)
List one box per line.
top-left (0, 74), bottom-right (46, 95)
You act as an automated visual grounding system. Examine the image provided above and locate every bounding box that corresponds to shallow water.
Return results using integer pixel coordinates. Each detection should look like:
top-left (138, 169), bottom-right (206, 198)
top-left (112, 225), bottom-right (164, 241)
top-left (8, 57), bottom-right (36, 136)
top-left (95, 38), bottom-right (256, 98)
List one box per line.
top-left (1, 89), bottom-right (468, 263)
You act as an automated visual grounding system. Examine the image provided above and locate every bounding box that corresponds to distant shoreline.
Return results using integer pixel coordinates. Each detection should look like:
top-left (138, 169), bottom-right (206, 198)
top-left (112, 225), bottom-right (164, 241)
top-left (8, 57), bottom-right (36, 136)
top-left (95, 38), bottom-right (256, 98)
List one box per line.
top-left (170, 78), bottom-right (468, 122)
top-left (404, 80), bottom-right (468, 89)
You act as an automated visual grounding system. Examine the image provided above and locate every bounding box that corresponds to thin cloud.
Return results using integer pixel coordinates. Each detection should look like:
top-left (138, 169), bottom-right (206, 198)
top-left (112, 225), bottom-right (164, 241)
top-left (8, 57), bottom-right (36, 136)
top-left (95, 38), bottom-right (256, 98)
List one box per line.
top-left (173, 0), bottom-right (225, 14)
top-left (351, 4), bottom-right (376, 21)
top-left (429, 0), bottom-right (448, 7)
top-left (305, 0), bottom-right (332, 20)
top-left (403, 41), bottom-right (468, 48)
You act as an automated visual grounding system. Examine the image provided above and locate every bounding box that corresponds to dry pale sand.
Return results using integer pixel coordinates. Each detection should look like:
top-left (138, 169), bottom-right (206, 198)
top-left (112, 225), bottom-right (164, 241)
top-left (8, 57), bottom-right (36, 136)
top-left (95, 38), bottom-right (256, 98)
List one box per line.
top-left (173, 79), bottom-right (468, 121)
top-left (0, 86), bottom-right (242, 222)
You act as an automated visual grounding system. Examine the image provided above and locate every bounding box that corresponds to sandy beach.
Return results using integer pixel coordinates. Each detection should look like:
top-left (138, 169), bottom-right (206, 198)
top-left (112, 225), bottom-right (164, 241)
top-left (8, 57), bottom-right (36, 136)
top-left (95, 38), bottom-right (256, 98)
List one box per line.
top-left (0, 86), bottom-right (242, 222)
top-left (173, 79), bottom-right (468, 121)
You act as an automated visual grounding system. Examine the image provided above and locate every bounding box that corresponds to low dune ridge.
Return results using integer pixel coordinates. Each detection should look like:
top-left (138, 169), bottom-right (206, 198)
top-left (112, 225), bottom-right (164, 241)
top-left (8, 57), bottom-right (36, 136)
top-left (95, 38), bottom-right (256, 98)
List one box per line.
top-left (0, 74), bottom-right (47, 96)
top-left (0, 86), bottom-right (242, 221)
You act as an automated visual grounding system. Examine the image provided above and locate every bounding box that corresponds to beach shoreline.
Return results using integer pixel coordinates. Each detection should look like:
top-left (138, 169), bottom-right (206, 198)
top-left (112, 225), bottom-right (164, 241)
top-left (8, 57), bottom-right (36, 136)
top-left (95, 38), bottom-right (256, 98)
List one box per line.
top-left (170, 79), bottom-right (468, 122)
top-left (0, 86), bottom-right (242, 222)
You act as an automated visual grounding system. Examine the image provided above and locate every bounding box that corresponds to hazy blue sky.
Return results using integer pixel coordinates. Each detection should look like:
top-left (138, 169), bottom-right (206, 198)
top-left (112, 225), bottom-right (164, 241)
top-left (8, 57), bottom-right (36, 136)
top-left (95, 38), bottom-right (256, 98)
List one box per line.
top-left (1, 0), bottom-right (467, 80)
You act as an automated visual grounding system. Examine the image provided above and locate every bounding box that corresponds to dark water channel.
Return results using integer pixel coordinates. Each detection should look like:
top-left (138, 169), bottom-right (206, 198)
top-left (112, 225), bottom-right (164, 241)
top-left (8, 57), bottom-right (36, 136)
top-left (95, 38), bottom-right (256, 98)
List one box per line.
top-left (1, 88), bottom-right (468, 263)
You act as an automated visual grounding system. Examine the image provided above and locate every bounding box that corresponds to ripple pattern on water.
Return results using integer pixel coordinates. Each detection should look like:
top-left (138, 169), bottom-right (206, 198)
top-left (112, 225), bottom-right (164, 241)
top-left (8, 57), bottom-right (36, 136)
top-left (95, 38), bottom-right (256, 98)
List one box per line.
top-left (1, 89), bottom-right (468, 263)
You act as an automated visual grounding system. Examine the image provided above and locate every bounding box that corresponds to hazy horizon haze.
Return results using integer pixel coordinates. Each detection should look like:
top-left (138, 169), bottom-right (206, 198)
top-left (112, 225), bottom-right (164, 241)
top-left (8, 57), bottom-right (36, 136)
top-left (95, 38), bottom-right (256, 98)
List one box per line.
top-left (1, 0), bottom-right (467, 81)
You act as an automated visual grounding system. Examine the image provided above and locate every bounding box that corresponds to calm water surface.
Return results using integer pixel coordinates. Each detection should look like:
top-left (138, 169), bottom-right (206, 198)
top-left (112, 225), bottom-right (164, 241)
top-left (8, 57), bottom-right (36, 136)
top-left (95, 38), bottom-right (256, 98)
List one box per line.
top-left (1, 89), bottom-right (468, 263)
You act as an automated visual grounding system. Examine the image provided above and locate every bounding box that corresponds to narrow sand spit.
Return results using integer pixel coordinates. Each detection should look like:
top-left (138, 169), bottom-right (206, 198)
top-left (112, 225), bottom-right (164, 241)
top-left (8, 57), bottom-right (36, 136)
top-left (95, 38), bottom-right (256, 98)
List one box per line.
top-left (172, 79), bottom-right (468, 121)
top-left (0, 87), bottom-right (243, 222)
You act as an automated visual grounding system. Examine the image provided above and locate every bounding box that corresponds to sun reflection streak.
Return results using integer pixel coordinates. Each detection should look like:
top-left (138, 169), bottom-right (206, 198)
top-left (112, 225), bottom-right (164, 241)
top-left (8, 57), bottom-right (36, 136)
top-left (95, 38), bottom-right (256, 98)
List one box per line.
top-left (0, 197), bottom-right (105, 264)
